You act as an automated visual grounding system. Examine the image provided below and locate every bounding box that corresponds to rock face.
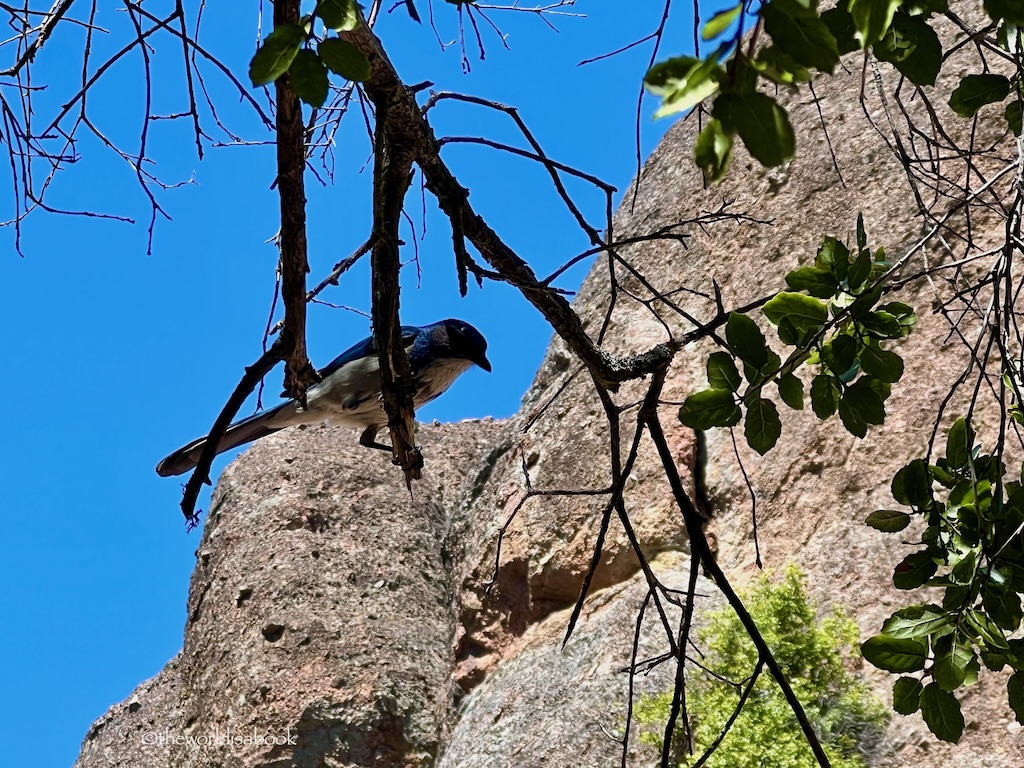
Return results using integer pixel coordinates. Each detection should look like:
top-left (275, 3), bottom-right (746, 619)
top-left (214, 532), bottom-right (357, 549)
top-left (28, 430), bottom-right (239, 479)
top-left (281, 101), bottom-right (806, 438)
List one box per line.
top-left (77, 10), bottom-right (1024, 768)
top-left (76, 421), bottom-right (504, 768)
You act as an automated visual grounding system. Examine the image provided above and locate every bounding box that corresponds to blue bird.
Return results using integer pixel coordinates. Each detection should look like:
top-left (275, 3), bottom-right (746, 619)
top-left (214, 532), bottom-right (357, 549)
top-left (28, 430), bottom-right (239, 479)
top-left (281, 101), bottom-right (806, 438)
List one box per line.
top-left (155, 318), bottom-right (490, 477)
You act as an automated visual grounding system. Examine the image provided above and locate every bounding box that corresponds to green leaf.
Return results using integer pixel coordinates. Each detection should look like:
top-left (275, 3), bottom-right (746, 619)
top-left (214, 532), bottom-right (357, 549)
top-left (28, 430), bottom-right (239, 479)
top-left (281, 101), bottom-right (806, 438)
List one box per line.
top-left (986, 0), bottom-right (1024, 24)
top-left (316, 0), bottom-right (362, 30)
top-left (726, 312), bottom-right (769, 369)
top-left (730, 52), bottom-right (761, 94)
top-left (784, 312), bottom-right (827, 346)
top-left (777, 316), bottom-right (803, 346)
top-left (882, 604), bottom-right (949, 638)
top-left (785, 266), bottom-right (839, 298)
top-left (949, 74), bottom-right (1011, 118)
top-left (761, 0), bottom-right (841, 72)
top-left (982, 457), bottom-right (1010, 486)
top-left (893, 677), bottom-right (923, 715)
top-left (893, 549), bottom-right (938, 590)
top-left (983, 583), bottom-right (1023, 630)
top-left (848, 247), bottom-right (872, 291)
top-left (946, 417), bottom-right (971, 469)
top-left (821, 5), bottom-right (860, 54)
top-left (868, 376), bottom-right (892, 402)
top-left (713, 92), bottom-right (795, 168)
top-left (707, 351), bottom-right (742, 392)
top-left (860, 310), bottom-right (903, 338)
top-left (998, 21), bottom-right (1022, 54)
top-left (952, 550), bottom-right (979, 582)
top-left (318, 37), bottom-right (371, 81)
top-left (1007, 100), bottom-right (1023, 137)
top-left (694, 118), bottom-right (734, 185)
top-left (944, 589), bottom-right (972, 619)
top-left (810, 373), bottom-right (840, 419)
top-left (965, 610), bottom-right (1010, 650)
top-left (839, 376), bottom-right (886, 437)
top-left (873, 11), bottom-right (942, 86)
top-left (763, 291), bottom-right (828, 332)
top-left (289, 49), bottom-right (329, 108)
top-left (965, 655), bottom-right (981, 687)
top-left (861, 634), bottom-right (928, 672)
top-left (878, 300), bottom-right (915, 317)
top-left (854, 288), bottom-right (884, 326)
top-left (930, 463), bottom-right (957, 488)
top-left (871, 244), bottom-right (889, 270)
top-left (1012, 403), bottom-right (1024, 425)
top-left (753, 46), bottom-right (814, 85)
top-left (933, 634), bottom-right (975, 691)
top-left (821, 334), bottom-right (858, 377)
top-left (743, 349), bottom-right (782, 385)
top-left (249, 23), bottom-right (307, 87)
top-left (892, 458), bottom-right (932, 507)
top-left (956, 477), bottom-right (990, 512)
top-left (1009, 638), bottom-right (1024, 670)
top-left (849, 0), bottom-right (902, 47)
top-left (872, 11), bottom-right (915, 61)
top-left (745, 398), bottom-right (782, 455)
top-left (866, 508), bottom-right (911, 532)
top-left (777, 372), bottom-right (804, 410)
top-left (816, 235), bottom-right (850, 274)
top-left (920, 682), bottom-right (965, 743)
top-left (678, 389), bottom-right (742, 430)
top-left (982, 650), bottom-right (1008, 671)
top-left (645, 56), bottom-right (723, 118)
top-left (703, 2), bottom-right (742, 39)
top-left (860, 345), bottom-right (904, 383)
top-left (973, 642), bottom-right (995, 676)
top-left (878, 301), bottom-right (917, 336)
top-left (1009, 672), bottom-right (1024, 724)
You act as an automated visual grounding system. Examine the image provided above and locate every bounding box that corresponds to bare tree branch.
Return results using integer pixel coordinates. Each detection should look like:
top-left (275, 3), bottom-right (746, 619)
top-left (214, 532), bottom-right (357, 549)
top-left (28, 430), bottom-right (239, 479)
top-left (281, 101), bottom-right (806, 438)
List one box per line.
top-left (368, 84), bottom-right (421, 482)
top-left (273, 0), bottom-right (318, 404)
top-left (0, 0), bottom-right (76, 77)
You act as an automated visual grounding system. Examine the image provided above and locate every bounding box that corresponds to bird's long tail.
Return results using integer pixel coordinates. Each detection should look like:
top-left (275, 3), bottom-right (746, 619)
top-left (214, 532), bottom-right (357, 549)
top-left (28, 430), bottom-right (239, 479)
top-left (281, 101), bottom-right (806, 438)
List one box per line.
top-left (155, 405), bottom-right (289, 477)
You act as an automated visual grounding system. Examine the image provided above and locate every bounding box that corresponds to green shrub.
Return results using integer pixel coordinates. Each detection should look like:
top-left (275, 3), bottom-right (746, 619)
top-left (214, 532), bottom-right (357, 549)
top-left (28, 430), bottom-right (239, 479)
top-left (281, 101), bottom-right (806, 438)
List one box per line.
top-left (635, 565), bottom-right (888, 767)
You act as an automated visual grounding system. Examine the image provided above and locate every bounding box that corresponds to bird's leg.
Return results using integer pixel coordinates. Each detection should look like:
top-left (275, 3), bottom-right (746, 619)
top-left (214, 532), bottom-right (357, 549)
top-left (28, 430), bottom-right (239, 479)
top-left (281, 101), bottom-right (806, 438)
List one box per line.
top-left (359, 425), bottom-right (394, 453)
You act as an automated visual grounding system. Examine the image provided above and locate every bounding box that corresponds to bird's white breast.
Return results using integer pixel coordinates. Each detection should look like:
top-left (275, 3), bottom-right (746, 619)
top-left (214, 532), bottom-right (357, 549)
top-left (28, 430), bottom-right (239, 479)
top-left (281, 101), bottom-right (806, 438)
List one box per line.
top-left (262, 354), bottom-right (472, 432)
top-left (414, 358), bottom-right (473, 406)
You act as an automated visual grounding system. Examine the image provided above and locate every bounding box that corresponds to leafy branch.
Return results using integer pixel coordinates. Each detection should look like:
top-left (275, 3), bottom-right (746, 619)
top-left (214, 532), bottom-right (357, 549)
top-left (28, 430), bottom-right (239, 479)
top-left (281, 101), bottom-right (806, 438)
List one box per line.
top-left (862, 420), bottom-right (1024, 742)
top-left (646, 0), bottom-right (1023, 185)
top-left (678, 216), bottom-right (918, 455)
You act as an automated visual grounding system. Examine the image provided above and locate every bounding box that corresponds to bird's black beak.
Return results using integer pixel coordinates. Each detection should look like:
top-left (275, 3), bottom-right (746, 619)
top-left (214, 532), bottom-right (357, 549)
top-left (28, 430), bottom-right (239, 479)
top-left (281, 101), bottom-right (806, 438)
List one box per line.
top-left (475, 353), bottom-right (492, 372)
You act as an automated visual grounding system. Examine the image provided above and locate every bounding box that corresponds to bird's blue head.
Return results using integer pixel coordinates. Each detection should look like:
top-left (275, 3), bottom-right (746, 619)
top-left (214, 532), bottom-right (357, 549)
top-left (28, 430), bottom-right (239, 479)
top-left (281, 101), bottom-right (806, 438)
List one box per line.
top-left (432, 319), bottom-right (491, 372)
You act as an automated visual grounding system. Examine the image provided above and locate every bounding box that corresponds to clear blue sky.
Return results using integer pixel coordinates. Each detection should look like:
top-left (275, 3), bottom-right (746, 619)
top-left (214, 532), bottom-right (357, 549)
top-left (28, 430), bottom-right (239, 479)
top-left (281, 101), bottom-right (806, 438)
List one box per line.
top-left (0, 1), bottom-right (710, 764)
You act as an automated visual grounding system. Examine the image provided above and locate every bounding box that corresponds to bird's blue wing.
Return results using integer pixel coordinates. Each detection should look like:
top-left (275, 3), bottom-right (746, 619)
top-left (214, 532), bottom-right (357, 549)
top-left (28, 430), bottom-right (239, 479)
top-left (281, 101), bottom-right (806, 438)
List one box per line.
top-left (317, 326), bottom-right (421, 380)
